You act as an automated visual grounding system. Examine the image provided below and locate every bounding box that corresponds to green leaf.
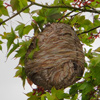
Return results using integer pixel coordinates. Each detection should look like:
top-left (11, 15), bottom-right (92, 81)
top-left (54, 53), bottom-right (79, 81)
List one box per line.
top-left (39, 8), bottom-right (62, 22)
top-left (94, 47), bottom-right (100, 52)
top-left (94, 15), bottom-right (99, 19)
top-left (14, 40), bottom-right (31, 60)
top-left (53, 0), bottom-right (59, 5)
top-left (0, 40), bottom-right (3, 44)
top-left (79, 82), bottom-right (93, 94)
top-left (79, 34), bottom-right (94, 46)
top-left (41, 95), bottom-right (46, 100)
top-left (0, 6), bottom-right (8, 16)
top-left (83, 19), bottom-right (93, 30)
top-left (71, 94), bottom-right (78, 100)
top-left (21, 67), bottom-right (26, 87)
top-left (32, 16), bottom-right (45, 31)
top-left (15, 66), bottom-right (26, 87)
top-left (18, 0), bottom-right (29, 13)
top-left (11, 0), bottom-right (29, 12)
top-left (30, 0), bottom-right (35, 2)
top-left (90, 0), bottom-right (100, 8)
top-left (63, 0), bottom-right (73, 5)
top-left (94, 19), bottom-right (100, 26)
top-left (23, 25), bottom-right (33, 35)
top-left (41, 92), bottom-right (56, 100)
top-left (19, 39), bottom-right (31, 48)
top-left (56, 90), bottom-right (70, 99)
top-left (15, 24), bottom-right (25, 38)
top-left (0, 9), bottom-right (2, 16)
top-left (83, 19), bottom-right (92, 25)
top-left (10, 0), bottom-right (20, 11)
top-left (41, 88), bottom-right (58, 100)
top-left (82, 94), bottom-right (90, 100)
top-left (47, 87), bottom-right (70, 99)
top-left (28, 45), bottom-right (39, 59)
top-left (0, 0), bottom-right (3, 7)
top-left (7, 42), bottom-right (19, 58)
top-left (78, 16), bottom-right (85, 23)
top-left (69, 84), bottom-right (78, 95)
top-left (0, 18), bottom-right (3, 23)
top-left (0, 32), bottom-right (9, 39)
top-left (25, 92), bottom-right (33, 97)
top-left (0, 45), bottom-right (2, 50)
top-left (19, 55), bottom-right (25, 66)
top-left (90, 54), bottom-right (100, 66)
top-left (85, 48), bottom-right (93, 59)
top-left (7, 28), bottom-right (16, 50)
top-left (91, 62), bottom-right (100, 85)
top-left (15, 66), bottom-right (22, 77)
top-left (46, 8), bottom-right (62, 22)
top-left (28, 39), bottom-right (39, 59)
top-left (28, 95), bottom-right (40, 100)
top-left (1, 6), bottom-right (8, 16)
top-left (15, 46), bottom-right (26, 57)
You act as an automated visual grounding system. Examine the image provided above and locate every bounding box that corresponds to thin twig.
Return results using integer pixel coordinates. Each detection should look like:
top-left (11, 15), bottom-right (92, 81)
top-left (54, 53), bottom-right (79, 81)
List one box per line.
top-left (69, 12), bottom-right (82, 17)
top-left (78, 25), bottom-right (100, 35)
top-left (58, 10), bottom-right (75, 22)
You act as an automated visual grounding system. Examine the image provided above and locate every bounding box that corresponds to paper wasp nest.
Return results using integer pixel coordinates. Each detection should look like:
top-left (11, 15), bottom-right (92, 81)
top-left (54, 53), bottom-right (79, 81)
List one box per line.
top-left (25, 23), bottom-right (85, 90)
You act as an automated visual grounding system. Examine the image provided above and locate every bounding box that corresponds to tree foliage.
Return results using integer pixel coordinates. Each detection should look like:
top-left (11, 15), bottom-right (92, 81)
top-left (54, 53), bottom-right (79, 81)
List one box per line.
top-left (1, 0), bottom-right (100, 99)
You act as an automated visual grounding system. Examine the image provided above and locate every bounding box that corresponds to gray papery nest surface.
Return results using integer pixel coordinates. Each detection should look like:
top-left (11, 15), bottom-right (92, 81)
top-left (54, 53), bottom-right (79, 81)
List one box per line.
top-left (25, 23), bottom-right (85, 90)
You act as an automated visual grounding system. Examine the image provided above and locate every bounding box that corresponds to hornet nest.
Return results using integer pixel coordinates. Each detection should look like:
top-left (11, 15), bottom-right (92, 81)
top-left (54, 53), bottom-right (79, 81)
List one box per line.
top-left (25, 23), bottom-right (85, 90)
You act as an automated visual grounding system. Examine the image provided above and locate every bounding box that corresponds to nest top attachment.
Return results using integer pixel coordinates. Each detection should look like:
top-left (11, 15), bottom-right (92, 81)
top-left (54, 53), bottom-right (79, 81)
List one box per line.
top-left (25, 23), bottom-right (85, 90)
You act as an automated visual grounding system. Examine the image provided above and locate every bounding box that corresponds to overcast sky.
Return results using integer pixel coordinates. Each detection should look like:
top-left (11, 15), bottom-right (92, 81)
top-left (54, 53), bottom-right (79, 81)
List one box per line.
top-left (0, 0), bottom-right (100, 100)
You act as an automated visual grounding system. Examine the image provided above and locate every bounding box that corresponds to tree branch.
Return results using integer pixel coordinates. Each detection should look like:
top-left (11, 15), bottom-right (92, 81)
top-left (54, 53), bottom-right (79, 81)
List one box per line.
top-left (78, 25), bottom-right (100, 35)
top-left (0, 2), bottom-right (33, 25)
top-left (31, 2), bottom-right (100, 14)
top-left (0, 1), bottom-right (100, 26)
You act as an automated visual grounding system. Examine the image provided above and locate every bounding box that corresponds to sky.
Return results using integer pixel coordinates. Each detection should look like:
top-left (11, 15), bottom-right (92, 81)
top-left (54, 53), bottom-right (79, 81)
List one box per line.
top-left (0, 0), bottom-right (100, 100)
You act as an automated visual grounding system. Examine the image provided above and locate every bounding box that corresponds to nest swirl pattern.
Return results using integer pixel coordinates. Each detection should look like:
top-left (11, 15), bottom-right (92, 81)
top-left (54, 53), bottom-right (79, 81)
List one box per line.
top-left (25, 23), bottom-right (85, 90)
